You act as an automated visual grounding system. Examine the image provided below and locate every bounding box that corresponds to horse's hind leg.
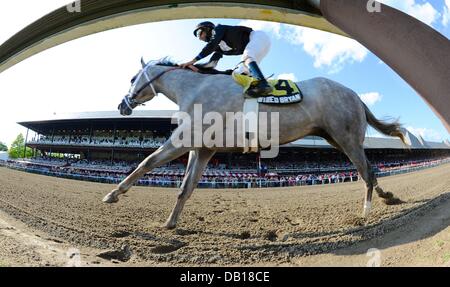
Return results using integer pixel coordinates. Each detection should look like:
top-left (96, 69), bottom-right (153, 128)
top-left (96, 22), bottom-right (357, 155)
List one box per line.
top-left (326, 133), bottom-right (376, 218)
top-left (102, 140), bottom-right (190, 204)
top-left (332, 140), bottom-right (403, 220)
top-left (165, 148), bottom-right (216, 229)
top-left (321, 131), bottom-right (374, 218)
top-left (346, 147), bottom-right (376, 218)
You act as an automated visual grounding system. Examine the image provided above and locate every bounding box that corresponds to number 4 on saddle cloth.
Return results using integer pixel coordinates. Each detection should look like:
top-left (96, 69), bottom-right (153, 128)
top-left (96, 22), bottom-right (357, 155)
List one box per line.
top-left (232, 72), bottom-right (303, 105)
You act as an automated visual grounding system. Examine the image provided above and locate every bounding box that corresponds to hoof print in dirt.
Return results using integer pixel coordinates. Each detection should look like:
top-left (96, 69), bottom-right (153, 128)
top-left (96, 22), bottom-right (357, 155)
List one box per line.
top-left (263, 230), bottom-right (278, 242)
top-left (347, 217), bottom-right (367, 226)
top-left (150, 243), bottom-right (185, 254)
top-left (111, 231), bottom-right (131, 238)
top-left (175, 229), bottom-right (197, 236)
top-left (237, 231), bottom-right (251, 240)
top-left (97, 245), bottom-right (132, 262)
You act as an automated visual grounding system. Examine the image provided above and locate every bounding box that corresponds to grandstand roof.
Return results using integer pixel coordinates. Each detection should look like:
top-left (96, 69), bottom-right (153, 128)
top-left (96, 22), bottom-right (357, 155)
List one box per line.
top-left (18, 110), bottom-right (178, 134)
top-left (288, 129), bottom-right (449, 149)
top-left (19, 110), bottom-right (175, 123)
top-left (18, 110), bottom-right (450, 150)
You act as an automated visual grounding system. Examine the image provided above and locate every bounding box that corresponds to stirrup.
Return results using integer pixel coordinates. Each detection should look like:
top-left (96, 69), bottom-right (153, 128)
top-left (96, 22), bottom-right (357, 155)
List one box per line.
top-left (246, 82), bottom-right (273, 97)
top-left (246, 89), bottom-right (260, 98)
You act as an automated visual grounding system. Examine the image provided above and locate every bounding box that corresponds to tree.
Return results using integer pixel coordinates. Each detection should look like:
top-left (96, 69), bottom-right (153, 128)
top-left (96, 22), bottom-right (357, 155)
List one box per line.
top-left (8, 134), bottom-right (33, 159)
top-left (0, 141), bottom-right (7, 152)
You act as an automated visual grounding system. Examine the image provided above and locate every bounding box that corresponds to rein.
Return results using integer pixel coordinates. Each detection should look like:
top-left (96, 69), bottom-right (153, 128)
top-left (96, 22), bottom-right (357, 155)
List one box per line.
top-left (127, 65), bottom-right (181, 107)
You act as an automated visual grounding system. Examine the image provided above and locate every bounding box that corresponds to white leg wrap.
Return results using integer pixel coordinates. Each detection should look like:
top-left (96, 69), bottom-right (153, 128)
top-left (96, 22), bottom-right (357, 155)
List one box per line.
top-left (363, 201), bottom-right (372, 217)
top-left (243, 98), bottom-right (259, 153)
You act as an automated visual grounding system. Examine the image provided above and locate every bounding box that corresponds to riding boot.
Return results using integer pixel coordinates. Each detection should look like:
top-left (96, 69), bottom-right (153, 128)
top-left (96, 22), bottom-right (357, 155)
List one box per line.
top-left (247, 61), bottom-right (273, 96)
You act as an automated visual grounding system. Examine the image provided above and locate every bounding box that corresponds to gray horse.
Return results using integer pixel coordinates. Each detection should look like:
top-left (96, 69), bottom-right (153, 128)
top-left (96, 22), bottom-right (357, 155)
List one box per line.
top-left (103, 58), bottom-right (407, 229)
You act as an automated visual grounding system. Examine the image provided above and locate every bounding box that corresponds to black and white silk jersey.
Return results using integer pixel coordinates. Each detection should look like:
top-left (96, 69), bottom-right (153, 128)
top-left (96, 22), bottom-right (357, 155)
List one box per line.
top-left (195, 24), bottom-right (253, 62)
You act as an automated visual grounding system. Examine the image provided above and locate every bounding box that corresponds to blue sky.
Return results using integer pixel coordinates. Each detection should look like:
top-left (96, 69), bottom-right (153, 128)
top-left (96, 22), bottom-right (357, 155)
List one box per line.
top-left (0, 0), bottom-right (449, 145)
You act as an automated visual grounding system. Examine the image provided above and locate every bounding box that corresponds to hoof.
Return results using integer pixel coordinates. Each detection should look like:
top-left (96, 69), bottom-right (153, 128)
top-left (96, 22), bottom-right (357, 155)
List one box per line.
top-left (346, 216), bottom-right (367, 226)
top-left (381, 191), bottom-right (394, 199)
top-left (383, 197), bottom-right (403, 205)
top-left (354, 217), bottom-right (368, 226)
top-left (102, 192), bottom-right (119, 204)
top-left (164, 222), bottom-right (177, 230)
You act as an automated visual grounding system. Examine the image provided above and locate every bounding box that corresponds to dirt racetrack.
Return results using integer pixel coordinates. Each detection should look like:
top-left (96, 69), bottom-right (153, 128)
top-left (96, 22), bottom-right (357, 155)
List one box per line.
top-left (1, 163), bottom-right (450, 267)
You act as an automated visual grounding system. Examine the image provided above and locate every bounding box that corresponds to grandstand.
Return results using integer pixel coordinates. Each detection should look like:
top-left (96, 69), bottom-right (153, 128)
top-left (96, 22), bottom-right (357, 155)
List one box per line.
top-left (5, 110), bottom-right (449, 189)
top-left (20, 110), bottom-right (175, 162)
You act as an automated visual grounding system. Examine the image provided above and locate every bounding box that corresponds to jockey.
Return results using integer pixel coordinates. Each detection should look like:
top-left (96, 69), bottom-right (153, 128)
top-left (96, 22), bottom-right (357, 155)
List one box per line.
top-left (180, 21), bottom-right (273, 96)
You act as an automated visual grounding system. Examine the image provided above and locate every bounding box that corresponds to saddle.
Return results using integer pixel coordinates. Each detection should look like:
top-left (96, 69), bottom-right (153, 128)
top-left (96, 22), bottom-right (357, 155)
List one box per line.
top-left (193, 64), bottom-right (233, 75)
top-left (232, 73), bottom-right (303, 104)
top-left (193, 66), bottom-right (303, 105)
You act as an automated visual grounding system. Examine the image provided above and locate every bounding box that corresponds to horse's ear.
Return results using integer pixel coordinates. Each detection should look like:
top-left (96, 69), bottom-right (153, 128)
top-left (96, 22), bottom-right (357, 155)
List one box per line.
top-left (141, 57), bottom-right (146, 68)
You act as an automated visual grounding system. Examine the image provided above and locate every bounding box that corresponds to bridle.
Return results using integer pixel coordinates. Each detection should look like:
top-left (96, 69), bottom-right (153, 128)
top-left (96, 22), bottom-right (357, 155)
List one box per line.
top-left (124, 63), bottom-right (180, 109)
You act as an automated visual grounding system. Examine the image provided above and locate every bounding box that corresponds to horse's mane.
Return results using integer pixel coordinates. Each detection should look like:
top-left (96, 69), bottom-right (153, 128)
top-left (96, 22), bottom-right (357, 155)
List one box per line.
top-left (154, 57), bottom-right (179, 67)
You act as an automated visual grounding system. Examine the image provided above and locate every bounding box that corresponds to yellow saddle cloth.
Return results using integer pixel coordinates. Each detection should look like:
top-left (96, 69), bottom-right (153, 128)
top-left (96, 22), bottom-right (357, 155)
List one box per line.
top-left (232, 72), bottom-right (303, 104)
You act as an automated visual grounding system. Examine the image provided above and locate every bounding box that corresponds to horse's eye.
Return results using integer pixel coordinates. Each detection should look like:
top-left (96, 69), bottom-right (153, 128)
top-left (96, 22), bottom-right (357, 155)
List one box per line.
top-left (131, 75), bottom-right (137, 84)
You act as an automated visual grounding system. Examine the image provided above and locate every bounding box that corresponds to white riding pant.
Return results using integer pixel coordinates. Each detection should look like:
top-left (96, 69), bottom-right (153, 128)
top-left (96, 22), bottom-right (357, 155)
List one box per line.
top-left (235, 30), bottom-right (271, 74)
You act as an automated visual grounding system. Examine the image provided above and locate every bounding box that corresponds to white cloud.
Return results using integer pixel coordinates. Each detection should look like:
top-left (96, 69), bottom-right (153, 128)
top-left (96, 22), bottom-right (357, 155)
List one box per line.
top-left (443, 0), bottom-right (450, 26)
top-left (284, 26), bottom-right (368, 73)
top-left (406, 126), bottom-right (444, 142)
top-left (359, 92), bottom-right (383, 106)
top-left (239, 21), bottom-right (368, 73)
top-left (246, 1), bottom-right (438, 74)
top-left (380, 0), bottom-right (440, 27)
top-left (277, 73), bottom-right (297, 82)
top-left (238, 20), bottom-right (281, 38)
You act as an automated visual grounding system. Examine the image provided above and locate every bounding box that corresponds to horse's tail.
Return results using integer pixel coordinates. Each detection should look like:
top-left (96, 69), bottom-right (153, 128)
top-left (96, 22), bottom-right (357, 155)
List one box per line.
top-left (362, 102), bottom-right (409, 147)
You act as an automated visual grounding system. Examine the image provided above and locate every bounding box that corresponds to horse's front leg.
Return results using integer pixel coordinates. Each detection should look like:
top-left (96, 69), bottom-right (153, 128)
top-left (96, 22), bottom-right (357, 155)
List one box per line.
top-left (165, 148), bottom-right (216, 229)
top-left (102, 140), bottom-right (190, 203)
